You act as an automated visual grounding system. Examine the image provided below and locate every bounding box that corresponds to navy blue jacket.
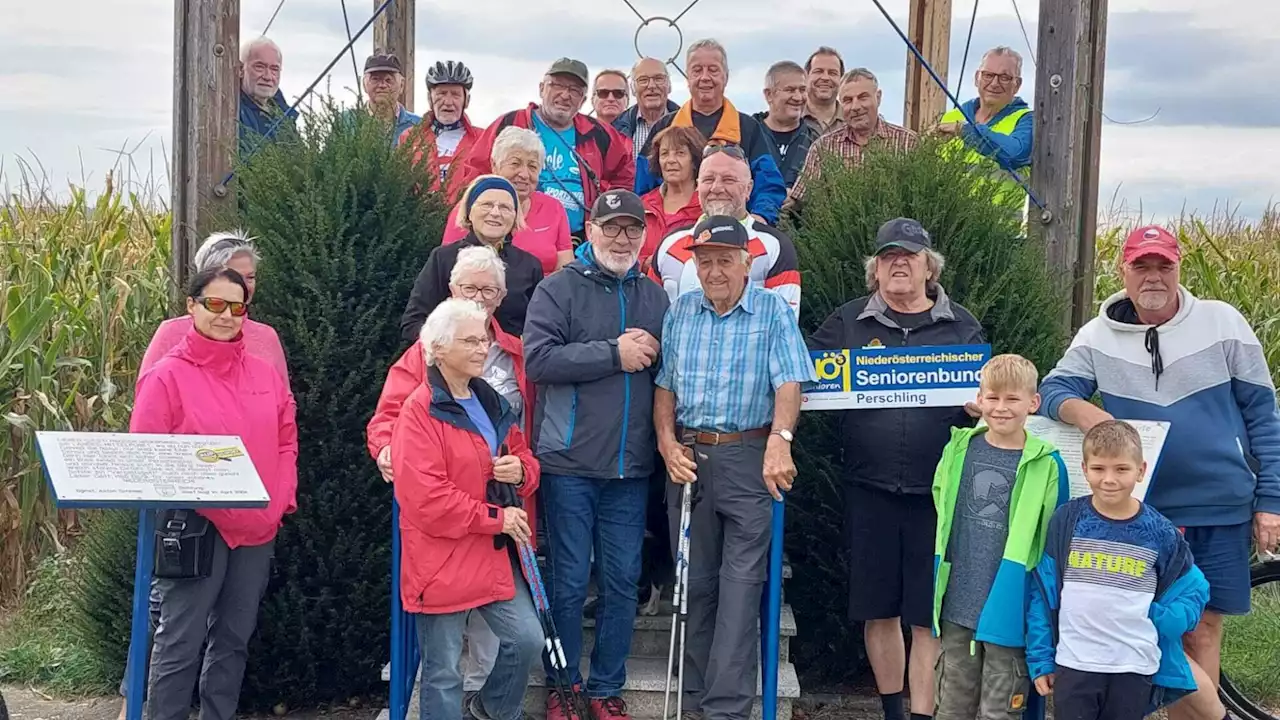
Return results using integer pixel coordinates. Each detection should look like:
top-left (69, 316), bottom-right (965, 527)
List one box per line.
top-left (612, 101), bottom-right (680, 146)
top-left (238, 90), bottom-right (296, 156)
top-left (751, 111), bottom-right (820, 190)
top-left (522, 244), bottom-right (670, 480)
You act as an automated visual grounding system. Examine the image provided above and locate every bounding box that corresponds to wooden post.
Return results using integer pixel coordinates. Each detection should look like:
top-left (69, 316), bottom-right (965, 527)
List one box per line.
top-left (373, 0), bottom-right (415, 111)
top-left (903, 0), bottom-right (952, 133)
top-left (171, 0), bottom-right (240, 296)
top-left (1029, 0), bottom-right (1108, 331)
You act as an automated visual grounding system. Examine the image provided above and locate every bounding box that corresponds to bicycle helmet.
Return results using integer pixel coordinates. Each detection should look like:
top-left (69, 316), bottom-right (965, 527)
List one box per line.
top-left (425, 60), bottom-right (474, 90)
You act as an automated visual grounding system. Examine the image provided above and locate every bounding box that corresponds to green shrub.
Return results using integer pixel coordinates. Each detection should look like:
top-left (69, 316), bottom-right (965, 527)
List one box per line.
top-left (784, 138), bottom-right (1069, 685)
top-left (233, 101), bottom-right (447, 710)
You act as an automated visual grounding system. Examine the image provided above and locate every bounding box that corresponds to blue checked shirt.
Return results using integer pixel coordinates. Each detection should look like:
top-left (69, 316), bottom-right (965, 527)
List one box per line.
top-left (656, 285), bottom-right (818, 433)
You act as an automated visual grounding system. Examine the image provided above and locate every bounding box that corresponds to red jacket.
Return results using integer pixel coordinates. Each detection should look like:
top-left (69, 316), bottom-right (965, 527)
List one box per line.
top-left (367, 319), bottom-right (539, 542)
top-left (398, 112), bottom-right (482, 204)
top-left (392, 366), bottom-right (540, 614)
top-left (640, 187), bottom-right (701, 268)
top-left (461, 104), bottom-right (635, 214)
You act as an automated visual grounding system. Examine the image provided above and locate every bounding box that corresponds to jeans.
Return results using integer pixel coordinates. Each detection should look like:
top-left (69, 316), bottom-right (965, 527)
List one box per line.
top-left (541, 474), bottom-right (647, 697)
top-left (414, 554), bottom-right (543, 720)
top-left (461, 610), bottom-right (500, 692)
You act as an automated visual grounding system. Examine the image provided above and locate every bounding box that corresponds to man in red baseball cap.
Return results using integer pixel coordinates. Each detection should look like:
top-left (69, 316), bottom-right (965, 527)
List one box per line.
top-left (1040, 220), bottom-right (1280, 720)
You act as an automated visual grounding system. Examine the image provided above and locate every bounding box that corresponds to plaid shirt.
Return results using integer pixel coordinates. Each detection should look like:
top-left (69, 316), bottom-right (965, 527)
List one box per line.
top-left (786, 116), bottom-right (917, 206)
top-left (656, 284), bottom-right (817, 433)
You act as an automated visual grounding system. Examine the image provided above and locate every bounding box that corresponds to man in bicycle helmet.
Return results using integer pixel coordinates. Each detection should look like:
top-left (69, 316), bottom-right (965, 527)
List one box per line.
top-left (399, 60), bottom-right (482, 203)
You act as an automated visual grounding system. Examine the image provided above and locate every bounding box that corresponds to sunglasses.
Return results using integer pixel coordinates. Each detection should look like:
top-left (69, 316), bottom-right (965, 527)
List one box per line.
top-left (195, 296), bottom-right (249, 317)
top-left (703, 143), bottom-right (746, 160)
top-left (595, 88), bottom-right (626, 99)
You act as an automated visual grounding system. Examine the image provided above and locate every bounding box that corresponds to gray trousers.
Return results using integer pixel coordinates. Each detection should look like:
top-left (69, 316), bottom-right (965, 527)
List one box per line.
top-left (146, 529), bottom-right (273, 720)
top-left (667, 436), bottom-right (772, 720)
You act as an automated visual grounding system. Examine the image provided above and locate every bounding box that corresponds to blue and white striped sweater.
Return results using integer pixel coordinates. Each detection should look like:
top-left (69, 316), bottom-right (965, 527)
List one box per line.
top-left (1039, 287), bottom-right (1280, 527)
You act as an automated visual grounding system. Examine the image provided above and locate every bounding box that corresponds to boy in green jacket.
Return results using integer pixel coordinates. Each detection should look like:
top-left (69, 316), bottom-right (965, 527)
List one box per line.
top-left (931, 354), bottom-right (1070, 720)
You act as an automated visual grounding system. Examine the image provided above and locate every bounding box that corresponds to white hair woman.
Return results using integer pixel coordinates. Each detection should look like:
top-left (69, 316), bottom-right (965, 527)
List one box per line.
top-left (442, 126), bottom-right (573, 275)
top-left (391, 297), bottom-right (543, 720)
top-left (369, 245), bottom-right (537, 699)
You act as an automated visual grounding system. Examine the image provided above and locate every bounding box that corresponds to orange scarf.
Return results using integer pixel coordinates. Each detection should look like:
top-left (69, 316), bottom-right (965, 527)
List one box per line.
top-left (673, 98), bottom-right (742, 145)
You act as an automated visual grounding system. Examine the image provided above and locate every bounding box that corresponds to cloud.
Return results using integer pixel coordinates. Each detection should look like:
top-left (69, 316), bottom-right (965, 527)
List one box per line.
top-left (1, 0), bottom-right (1276, 221)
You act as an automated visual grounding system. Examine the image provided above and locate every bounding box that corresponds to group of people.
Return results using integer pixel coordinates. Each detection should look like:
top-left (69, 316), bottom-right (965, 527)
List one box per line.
top-left (237, 34), bottom-right (1035, 240)
top-left (119, 28), bottom-right (1280, 720)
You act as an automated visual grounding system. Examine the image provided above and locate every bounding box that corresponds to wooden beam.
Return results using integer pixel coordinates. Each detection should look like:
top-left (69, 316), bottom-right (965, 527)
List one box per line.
top-left (373, 0), bottom-right (415, 111)
top-left (1029, 0), bottom-right (1108, 331)
top-left (903, 0), bottom-right (953, 133)
top-left (171, 0), bottom-right (240, 297)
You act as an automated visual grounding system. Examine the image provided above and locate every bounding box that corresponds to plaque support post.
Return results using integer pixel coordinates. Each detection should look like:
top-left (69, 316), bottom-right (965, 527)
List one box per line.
top-left (759, 497), bottom-right (784, 720)
top-left (126, 509), bottom-right (158, 720)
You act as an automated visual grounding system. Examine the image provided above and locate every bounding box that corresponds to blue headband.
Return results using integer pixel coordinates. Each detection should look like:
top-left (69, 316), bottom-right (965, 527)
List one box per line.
top-left (465, 176), bottom-right (519, 216)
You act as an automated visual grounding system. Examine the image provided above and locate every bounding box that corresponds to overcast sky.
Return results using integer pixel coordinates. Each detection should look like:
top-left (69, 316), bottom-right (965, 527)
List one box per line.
top-left (2, 0), bottom-right (1277, 223)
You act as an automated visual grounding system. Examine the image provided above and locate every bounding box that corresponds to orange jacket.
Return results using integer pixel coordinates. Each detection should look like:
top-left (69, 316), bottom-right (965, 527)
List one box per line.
top-left (391, 366), bottom-right (540, 614)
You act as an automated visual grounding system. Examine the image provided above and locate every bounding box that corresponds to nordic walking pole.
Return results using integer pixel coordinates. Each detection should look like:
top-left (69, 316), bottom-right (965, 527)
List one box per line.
top-left (663, 482), bottom-right (693, 720)
top-left (760, 495), bottom-right (785, 720)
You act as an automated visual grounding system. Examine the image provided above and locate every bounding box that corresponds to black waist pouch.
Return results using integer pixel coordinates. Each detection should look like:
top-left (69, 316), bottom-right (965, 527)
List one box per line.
top-left (153, 510), bottom-right (216, 579)
top-left (487, 480), bottom-right (520, 550)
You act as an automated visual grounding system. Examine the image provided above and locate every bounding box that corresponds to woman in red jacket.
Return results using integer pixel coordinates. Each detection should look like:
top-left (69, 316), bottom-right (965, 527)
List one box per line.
top-left (638, 125), bottom-right (704, 268)
top-left (369, 245), bottom-right (535, 696)
top-left (130, 267), bottom-right (298, 720)
top-left (392, 298), bottom-right (543, 720)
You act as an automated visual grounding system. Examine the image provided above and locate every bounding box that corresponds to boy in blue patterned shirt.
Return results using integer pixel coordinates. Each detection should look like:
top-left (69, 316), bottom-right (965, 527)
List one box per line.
top-left (1027, 420), bottom-right (1210, 720)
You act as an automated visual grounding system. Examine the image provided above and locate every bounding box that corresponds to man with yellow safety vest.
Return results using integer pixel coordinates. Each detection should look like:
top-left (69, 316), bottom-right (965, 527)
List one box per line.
top-left (933, 46), bottom-right (1033, 208)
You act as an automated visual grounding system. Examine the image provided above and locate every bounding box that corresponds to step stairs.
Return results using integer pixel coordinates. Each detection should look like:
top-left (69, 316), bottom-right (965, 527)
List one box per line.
top-left (378, 559), bottom-right (799, 720)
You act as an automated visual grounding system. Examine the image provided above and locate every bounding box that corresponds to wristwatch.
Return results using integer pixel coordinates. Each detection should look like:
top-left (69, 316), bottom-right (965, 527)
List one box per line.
top-left (771, 428), bottom-right (794, 443)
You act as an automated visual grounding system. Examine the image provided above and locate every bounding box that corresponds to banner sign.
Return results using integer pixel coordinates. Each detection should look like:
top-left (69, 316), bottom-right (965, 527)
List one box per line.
top-left (801, 344), bottom-right (992, 411)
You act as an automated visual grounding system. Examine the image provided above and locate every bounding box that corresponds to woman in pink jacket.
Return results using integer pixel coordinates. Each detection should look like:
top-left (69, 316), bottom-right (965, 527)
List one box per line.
top-left (130, 266), bottom-right (298, 720)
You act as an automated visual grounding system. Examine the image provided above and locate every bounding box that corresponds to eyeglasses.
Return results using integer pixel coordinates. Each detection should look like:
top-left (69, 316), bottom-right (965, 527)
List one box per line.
top-left (195, 296), bottom-right (249, 317)
top-left (596, 223), bottom-right (645, 239)
top-left (457, 284), bottom-right (502, 301)
top-left (703, 143), bottom-right (746, 160)
top-left (979, 71), bottom-right (1017, 85)
top-left (457, 335), bottom-right (492, 351)
top-left (474, 200), bottom-right (516, 215)
top-left (595, 88), bottom-right (626, 99)
top-left (633, 75), bottom-right (668, 87)
top-left (546, 80), bottom-right (585, 96)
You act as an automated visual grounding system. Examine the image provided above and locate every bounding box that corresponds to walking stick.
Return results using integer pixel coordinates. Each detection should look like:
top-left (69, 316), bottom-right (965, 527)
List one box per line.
top-left (516, 536), bottom-right (590, 720)
top-left (663, 482), bottom-right (693, 720)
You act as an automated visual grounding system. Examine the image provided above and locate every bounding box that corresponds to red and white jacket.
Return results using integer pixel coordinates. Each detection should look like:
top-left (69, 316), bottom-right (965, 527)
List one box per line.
top-left (647, 216), bottom-right (802, 318)
top-left (398, 112), bottom-right (482, 204)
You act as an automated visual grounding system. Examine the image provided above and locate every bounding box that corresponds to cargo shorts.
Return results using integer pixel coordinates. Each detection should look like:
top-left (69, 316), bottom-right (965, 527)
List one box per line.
top-left (934, 621), bottom-right (1030, 720)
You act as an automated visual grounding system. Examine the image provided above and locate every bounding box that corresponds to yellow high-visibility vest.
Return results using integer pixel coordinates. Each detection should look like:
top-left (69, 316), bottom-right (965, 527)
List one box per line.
top-left (940, 106), bottom-right (1031, 209)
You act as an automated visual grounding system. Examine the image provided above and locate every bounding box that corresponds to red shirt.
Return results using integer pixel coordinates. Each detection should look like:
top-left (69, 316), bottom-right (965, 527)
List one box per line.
top-left (640, 187), bottom-right (701, 266)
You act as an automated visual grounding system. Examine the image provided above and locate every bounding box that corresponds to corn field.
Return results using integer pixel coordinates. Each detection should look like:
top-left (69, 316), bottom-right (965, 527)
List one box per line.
top-left (1, 174), bottom-right (173, 601)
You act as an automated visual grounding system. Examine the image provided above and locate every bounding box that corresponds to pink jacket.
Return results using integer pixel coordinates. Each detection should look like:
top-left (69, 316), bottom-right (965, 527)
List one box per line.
top-left (130, 327), bottom-right (300, 549)
top-left (141, 316), bottom-right (289, 389)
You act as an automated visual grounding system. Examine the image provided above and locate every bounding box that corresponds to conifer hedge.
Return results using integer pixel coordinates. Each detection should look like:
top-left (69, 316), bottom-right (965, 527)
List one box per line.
top-left (783, 137), bottom-right (1069, 685)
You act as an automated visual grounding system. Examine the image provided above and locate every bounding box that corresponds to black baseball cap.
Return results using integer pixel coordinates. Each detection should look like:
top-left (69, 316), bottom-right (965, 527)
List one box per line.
top-left (690, 215), bottom-right (750, 250)
top-left (591, 189), bottom-right (644, 223)
top-left (875, 217), bottom-right (933, 254)
top-left (547, 57), bottom-right (589, 87)
top-left (364, 53), bottom-right (403, 74)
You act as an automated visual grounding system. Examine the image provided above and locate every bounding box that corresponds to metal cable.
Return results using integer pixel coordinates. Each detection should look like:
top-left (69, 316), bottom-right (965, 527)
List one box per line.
top-left (956, 0), bottom-right (980, 87)
top-left (340, 0), bottom-right (363, 101)
top-left (261, 0), bottom-right (288, 34)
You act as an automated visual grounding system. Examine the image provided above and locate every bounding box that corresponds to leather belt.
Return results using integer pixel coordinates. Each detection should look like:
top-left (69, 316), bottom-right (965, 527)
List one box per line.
top-left (678, 426), bottom-right (771, 447)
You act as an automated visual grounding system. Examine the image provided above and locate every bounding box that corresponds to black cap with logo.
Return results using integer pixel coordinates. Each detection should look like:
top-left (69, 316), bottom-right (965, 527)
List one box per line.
top-left (874, 217), bottom-right (933, 254)
top-left (690, 215), bottom-right (750, 250)
top-left (590, 189), bottom-right (645, 224)
top-left (364, 53), bottom-right (403, 74)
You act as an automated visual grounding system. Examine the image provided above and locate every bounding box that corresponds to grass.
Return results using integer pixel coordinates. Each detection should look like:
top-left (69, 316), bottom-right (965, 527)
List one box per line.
top-left (0, 170), bottom-right (172, 602)
top-left (1221, 570), bottom-right (1280, 709)
top-left (0, 551), bottom-right (111, 695)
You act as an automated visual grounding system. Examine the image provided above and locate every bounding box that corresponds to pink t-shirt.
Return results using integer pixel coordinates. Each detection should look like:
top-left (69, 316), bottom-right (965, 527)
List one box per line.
top-left (443, 191), bottom-right (572, 275)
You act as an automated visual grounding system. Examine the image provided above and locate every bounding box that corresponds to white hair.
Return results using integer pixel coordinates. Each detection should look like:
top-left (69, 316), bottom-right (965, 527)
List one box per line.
top-left (419, 298), bottom-right (489, 367)
top-left (193, 229), bottom-right (260, 272)
top-left (449, 245), bottom-right (508, 292)
top-left (863, 248), bottom-right (946, 292)
top-left (491, 126), bottom-right (545, 173)
top-left (240, 36), bottom-right (282, 64)
top-left (980, 46), bottom-right (1023, 77)
top-left (686, 38), bottom-right (728, 72)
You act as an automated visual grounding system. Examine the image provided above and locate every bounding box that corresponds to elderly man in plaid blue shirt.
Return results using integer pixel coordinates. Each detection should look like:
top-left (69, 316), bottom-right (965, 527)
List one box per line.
top-left (653, 214), bottom-right (817, 720)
